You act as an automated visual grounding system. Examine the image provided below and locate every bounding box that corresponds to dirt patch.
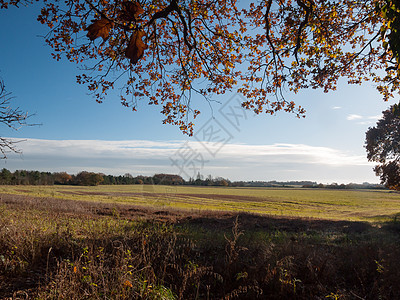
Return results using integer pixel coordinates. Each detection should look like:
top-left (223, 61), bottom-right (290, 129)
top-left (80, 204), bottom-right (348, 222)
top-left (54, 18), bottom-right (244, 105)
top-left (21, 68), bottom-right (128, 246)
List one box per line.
top-left (58, 191), bottom-right (110, 196)
top-left (15, 189), bottom-right (32, 193)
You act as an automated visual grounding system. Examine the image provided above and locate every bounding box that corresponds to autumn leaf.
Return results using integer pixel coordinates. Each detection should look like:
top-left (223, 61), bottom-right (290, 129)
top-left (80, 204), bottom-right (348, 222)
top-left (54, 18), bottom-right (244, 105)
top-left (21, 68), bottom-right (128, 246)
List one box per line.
top-left (86, 18), bottom-right (113, 41)
top-left (120, 1), bottom-right (144, 21)
top-left (124, 280), bottom-right (133, 288)
top-left (125, 30), bottom-right (147, 64)
top-left (33, 0), bottom-right (396, 135)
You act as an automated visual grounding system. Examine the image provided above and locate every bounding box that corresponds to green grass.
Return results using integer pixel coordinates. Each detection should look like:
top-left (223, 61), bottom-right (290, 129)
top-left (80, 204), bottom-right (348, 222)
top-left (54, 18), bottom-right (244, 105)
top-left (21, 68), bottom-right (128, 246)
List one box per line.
top-left (1, 185), bottom-right (400, 222)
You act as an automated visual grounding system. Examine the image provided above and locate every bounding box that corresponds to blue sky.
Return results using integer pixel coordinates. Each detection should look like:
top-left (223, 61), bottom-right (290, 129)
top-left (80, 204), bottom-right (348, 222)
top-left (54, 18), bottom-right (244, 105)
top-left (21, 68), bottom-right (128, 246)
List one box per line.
top-left (0, 3), bottom-right (395, 183)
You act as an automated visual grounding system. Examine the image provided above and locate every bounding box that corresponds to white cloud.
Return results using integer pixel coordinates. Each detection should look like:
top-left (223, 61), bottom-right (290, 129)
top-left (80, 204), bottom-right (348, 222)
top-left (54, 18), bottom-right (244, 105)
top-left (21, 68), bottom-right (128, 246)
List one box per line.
top-left (367, 115), bottom-right (382, 120)
top-left (347, 114), bottom-right (363, 121)
top-left (1, 138), bottom-right (376, 183)
top-left (332, 106), bottom-right (342, 110)
top-left (346, 114), bottom-right (382, 125)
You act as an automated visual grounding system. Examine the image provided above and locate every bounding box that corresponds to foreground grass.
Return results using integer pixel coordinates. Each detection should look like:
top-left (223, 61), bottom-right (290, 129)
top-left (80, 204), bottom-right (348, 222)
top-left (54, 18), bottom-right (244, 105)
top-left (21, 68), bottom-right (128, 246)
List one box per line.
top-left (1, 193), bottom-right (400, 299)
top-left (1, 185), bottom-right (400, 222)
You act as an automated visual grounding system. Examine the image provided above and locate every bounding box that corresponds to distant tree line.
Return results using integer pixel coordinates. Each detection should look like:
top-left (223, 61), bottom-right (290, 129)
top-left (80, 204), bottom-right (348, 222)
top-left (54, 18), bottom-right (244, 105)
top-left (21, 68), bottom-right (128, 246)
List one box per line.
top-left (0, 169), bottom-right (229, 187)
top-left (230, 180), bottom-right (318, 188)
top-left (0, 169), bottom-right (188, 186)
top-left (301, 182), bottom-right (385, 190)
top-left (0, 168), bottom-right (386, 189)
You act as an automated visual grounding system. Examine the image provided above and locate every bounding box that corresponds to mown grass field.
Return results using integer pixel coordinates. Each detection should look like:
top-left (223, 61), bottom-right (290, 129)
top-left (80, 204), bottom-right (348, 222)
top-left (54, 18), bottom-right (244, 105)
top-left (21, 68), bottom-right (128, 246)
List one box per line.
top-left (1, 185), bottom-right (400, 299)
top-left (1, 185), bottom-right (400, 222)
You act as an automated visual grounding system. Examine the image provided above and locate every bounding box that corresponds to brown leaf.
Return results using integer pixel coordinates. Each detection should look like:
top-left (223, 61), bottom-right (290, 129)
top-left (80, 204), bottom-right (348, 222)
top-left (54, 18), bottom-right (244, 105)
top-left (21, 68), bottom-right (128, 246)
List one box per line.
top-left (125, 30), bottom-right (147, 64)
top-left (86, 18), bottom-right (113, 41)
top-left (121, 1), bottom-right (144, 21)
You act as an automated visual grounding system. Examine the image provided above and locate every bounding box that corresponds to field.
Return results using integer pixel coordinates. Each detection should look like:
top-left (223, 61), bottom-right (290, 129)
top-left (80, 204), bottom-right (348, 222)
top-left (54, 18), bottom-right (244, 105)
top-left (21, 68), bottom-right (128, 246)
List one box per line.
top-left (2, 184), bottom-right (400, 222)
top-left (1, 185), bottom-right (400, 299)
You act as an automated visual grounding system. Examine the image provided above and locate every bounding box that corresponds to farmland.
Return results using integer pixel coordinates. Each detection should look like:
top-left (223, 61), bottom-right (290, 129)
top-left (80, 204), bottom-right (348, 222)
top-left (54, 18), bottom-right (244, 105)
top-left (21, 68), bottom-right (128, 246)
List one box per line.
top-left (1, 185), bottom-right (400, 222)
top-left (1, 185), bottom-right (400, 299)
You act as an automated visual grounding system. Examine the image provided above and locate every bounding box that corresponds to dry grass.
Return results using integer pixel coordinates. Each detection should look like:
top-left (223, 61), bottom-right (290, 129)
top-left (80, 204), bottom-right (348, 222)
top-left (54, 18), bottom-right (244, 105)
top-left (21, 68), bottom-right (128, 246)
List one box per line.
top-left (1, 193), bottom-right (400, 299)
top-left (1, 185), bottom-right (400, 222)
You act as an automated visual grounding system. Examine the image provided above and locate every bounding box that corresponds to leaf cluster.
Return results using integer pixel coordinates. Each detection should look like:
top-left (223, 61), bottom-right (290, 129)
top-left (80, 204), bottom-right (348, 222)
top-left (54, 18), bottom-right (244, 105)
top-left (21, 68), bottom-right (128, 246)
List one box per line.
top-left (1, 0), bottom-right (399, 134)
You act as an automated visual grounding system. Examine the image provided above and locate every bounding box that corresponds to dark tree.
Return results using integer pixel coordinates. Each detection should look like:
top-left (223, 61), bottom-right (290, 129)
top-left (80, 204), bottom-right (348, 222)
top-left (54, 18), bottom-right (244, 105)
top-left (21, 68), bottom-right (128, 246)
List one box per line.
top-left (0, 168), bottom-right (12, 184)
top-left (365, 106), bottom-right (400, 189)
top-left (54, 172), bottom-right (73, 184)
top-left (75, 171), bottom-right (104, 186)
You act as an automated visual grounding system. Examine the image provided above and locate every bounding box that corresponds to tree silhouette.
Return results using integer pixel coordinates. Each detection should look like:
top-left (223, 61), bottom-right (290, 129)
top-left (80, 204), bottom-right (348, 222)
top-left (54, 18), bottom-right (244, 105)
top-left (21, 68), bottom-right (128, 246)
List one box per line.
top-left (365, 106), bottom-right (400, 190)
top-left (1, 0), bottom-right (400, 134)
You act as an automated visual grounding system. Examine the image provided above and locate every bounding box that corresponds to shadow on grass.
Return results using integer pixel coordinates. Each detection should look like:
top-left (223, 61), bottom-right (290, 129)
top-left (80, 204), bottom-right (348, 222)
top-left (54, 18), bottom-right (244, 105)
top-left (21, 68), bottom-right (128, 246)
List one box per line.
top-left (178, 211), bottom-right (375, 234)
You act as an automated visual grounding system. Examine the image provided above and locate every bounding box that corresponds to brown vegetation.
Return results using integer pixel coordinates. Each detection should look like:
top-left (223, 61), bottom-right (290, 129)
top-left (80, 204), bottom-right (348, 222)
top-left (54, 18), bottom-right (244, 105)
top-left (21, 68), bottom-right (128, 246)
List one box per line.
top-left (1, 193), bottom-right (400, 299)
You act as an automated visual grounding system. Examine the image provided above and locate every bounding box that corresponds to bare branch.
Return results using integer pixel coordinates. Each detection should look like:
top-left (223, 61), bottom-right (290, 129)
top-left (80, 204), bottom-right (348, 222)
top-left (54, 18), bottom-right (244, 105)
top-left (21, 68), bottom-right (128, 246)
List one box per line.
top-left (0, 78), bottom-right (35, 158)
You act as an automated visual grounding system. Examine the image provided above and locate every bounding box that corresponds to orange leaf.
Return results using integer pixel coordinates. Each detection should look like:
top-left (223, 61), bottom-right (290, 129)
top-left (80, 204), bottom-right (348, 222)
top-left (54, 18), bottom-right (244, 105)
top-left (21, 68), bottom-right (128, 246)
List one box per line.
top-left (124, 280), bottom-right (133, 288)
top-left (86, 18), bottom-right (113, 41)
top-left (125, 30), bottom-right (147, 64)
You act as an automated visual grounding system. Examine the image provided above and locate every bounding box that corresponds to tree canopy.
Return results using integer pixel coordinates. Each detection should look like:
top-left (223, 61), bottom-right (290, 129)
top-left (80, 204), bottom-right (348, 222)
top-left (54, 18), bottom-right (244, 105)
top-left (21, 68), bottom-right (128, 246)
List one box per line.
top-left (1, 0), bottom-right (400, 135)
top-left (365, 105), bottom-right (400, 189)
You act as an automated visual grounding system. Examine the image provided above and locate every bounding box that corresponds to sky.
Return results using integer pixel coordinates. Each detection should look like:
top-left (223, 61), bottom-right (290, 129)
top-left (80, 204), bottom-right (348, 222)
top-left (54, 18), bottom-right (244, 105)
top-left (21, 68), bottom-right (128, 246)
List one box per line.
top-left (0, 3), bottom-right (396, 184)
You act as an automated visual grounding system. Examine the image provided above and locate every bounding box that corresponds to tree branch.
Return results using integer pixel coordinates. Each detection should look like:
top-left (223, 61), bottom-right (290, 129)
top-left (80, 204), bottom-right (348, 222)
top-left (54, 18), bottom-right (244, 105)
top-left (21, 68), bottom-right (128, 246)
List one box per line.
top-left (294, 0), bottom-right (314, 62)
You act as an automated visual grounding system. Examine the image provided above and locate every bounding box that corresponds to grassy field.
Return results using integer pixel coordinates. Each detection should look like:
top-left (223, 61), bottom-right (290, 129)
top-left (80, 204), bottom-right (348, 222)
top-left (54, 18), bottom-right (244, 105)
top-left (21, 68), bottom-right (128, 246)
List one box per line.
top-left (1, 185), bottom-right (400, 222)
top-left (1, 185), bottom-right (400, 299)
